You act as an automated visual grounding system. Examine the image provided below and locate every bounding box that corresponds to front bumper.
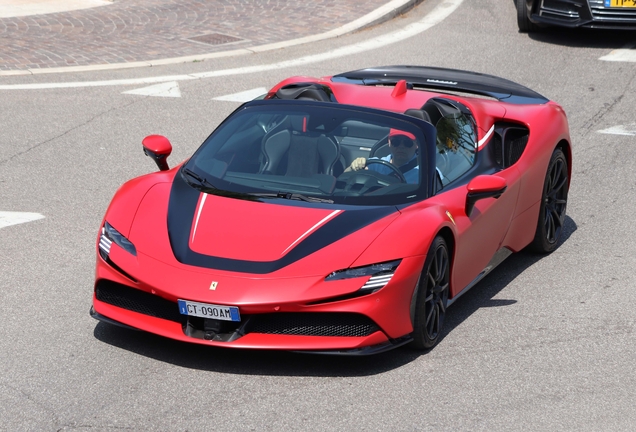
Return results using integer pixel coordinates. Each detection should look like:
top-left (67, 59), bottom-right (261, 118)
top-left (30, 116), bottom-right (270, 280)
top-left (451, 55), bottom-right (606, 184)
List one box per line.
top-left (91, 249), bottom-right (424, 355)
top-left (531, 0), bottom-right (636, 29)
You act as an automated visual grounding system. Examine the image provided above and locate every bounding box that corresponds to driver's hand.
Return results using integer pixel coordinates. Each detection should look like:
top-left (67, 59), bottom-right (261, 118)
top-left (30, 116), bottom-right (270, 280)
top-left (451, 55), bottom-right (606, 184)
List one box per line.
top-left (348, 157), bottom-right (367, 171)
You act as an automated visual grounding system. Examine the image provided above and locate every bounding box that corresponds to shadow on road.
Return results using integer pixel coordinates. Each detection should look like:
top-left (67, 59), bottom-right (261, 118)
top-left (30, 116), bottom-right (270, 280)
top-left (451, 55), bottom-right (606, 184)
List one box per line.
top-left (526, 28), bottom-right (636, 49)
top-left (93, 216), bottom-right (577, 376)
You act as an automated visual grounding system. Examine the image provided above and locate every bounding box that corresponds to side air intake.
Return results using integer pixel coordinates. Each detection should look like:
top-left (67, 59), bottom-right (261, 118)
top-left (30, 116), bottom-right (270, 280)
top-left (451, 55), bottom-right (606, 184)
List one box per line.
top-left (491, 124), bottom-right (529, 169)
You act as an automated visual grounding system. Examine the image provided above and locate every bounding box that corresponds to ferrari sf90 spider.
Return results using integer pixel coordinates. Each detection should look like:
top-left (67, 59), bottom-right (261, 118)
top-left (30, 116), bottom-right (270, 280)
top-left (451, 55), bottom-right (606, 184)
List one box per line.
top-left (91, 66), bottom-right (572, 355)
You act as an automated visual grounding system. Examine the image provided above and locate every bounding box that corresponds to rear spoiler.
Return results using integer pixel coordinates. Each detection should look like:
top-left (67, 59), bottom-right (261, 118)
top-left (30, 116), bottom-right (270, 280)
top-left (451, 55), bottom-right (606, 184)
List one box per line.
top-left (331, 66), bottom-right (549, 105)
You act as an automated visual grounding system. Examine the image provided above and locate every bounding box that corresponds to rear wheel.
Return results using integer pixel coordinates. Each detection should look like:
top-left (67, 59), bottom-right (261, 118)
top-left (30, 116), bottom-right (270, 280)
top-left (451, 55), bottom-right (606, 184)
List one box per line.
top-left (411, 236), bottom-right (450, 350)
top-left (516, 0), bottom-right (539, 32)
top-left (529, 148), bottom-right (569, 253)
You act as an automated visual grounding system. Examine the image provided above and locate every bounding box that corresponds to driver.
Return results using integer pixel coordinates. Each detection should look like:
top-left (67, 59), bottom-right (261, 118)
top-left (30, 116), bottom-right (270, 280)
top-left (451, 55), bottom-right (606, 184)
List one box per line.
top-left (344, 129), bottom-right (419, 184)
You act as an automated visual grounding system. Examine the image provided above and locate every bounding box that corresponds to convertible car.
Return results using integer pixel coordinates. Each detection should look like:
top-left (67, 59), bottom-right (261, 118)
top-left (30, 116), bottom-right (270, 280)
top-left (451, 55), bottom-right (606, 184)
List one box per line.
top-left (91, 66), bottom-right (571, 355)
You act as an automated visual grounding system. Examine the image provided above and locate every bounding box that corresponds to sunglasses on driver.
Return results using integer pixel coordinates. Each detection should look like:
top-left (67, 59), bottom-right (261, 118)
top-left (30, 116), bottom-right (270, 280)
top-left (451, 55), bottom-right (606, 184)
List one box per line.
top-left (389, 137), bottom-right (415, 148)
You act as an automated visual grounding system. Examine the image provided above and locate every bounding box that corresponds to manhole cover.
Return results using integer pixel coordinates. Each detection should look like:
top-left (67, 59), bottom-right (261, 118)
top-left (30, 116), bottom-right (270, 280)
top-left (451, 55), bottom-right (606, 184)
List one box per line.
top-left (187, 33), bottom-right (243, 46)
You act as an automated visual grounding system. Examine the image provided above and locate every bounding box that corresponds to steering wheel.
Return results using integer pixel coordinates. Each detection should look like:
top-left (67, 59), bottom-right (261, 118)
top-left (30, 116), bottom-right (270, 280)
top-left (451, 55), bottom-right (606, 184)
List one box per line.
top-left (366, 159), bottom-right (407, 183)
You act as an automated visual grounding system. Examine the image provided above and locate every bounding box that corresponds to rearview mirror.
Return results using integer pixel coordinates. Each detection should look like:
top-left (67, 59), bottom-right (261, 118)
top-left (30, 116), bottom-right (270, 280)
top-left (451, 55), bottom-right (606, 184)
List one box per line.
top-left (465, 175), bottom-right (507, 217)
top-left (142, 135), bottom-right (172, 171)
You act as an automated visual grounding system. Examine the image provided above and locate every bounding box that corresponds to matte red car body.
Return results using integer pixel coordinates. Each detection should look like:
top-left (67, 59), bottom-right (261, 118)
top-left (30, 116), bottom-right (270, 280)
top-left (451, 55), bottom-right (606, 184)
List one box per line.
top-left (92, 66), bottom-right (572, 354)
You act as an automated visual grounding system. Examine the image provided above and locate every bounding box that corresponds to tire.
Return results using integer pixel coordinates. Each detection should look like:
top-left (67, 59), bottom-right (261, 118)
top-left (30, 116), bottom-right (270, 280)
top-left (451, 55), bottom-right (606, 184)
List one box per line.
top-left (516, 0), bottom-right (539, 33)
top-left (411, 236), bottom-right (450, 350)
top-left (529, 148), bottom-right (569, 253)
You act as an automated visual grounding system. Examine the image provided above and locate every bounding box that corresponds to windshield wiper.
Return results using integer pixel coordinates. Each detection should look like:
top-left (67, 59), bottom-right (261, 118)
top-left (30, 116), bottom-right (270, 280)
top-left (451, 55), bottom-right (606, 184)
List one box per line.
top-left (249, 192), bottom-right (334, 204)
top-left (182, 168), bottom-right (217, 190)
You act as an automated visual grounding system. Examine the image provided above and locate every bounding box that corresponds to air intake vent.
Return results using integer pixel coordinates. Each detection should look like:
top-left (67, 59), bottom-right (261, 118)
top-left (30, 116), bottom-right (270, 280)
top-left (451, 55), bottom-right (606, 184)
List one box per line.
top-left (246, 313), bottom-right (379, 337)
top-left (491, 125), bottom-right (529, 169)
top-left (95, 280), bottom-right (183, 323)
top-left (492, 133), bottom-right (503, 166)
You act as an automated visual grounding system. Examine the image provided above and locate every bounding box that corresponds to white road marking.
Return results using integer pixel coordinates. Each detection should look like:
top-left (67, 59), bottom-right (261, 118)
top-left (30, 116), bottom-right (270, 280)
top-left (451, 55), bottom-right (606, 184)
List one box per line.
top-left (0, 211), bottom-right (45, 229)
top-left (122, 81), bottom-right (181, 97)
top-left (0, 0), bottom-right (464, 90)
top-left (597, 124), bottom-right (636, 136)
top-left (0, 0), bottom-right (110, 18)
top-left (214, 87), bottom-right (267, 102)
top-left (599, 43), bottom-right (636, 62)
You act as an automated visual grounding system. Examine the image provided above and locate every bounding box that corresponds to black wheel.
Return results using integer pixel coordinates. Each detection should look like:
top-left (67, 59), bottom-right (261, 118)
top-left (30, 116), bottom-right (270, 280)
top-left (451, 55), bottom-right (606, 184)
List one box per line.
top-left (529, 148), bottom-right (568, 253)
top-left (365, 159), bottom-right (407, 183)
top-left (411, 236), bottom-right (450, 350)
top-left (516, 0), bottom-right (539, 33)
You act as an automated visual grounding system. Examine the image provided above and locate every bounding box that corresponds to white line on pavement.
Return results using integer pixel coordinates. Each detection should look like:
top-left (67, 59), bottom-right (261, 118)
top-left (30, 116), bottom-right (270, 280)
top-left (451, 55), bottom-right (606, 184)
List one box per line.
top-left (0, 211), bottom-right (45, 229)
top-left (0, 0), bottom-right (463, 90)
top-left (122, 81), bottom-right (182, 97)
top-left (597, 124), bottom-right (636, 136)
top-left (599, 43), bottom-right (636, 62)
top-left (213, 87), bottom-right (268, 102)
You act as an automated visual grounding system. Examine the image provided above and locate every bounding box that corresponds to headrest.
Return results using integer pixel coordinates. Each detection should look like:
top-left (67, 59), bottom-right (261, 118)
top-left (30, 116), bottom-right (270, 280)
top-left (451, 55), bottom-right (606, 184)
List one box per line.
top-left (404, 109), bottom-right (432, 123)
top-left (275, 83), bottom-right (333, 102)
top-left (290, 116), bottom-right (307, 133)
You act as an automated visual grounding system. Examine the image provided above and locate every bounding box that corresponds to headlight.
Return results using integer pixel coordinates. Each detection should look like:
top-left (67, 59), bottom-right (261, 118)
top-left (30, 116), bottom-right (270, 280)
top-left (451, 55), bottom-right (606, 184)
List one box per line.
top-left (99, 221), bottom-right (137, 259)
top-left (325, 260), bottom-right (401, 293)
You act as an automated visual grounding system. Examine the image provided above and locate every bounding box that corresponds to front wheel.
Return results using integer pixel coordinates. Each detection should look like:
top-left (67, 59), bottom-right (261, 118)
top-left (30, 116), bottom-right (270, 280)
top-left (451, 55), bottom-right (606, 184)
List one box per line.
top-left (529, 148), bottom-right (569, 253)
top-left (516, 0), bottom-right (539, 32)
top-left (411, 236), bottom-right (450, 350)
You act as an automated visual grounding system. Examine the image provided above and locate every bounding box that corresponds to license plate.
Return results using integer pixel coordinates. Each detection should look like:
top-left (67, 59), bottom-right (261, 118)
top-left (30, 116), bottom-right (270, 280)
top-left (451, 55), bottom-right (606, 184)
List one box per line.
top-left (605, 0), bottom-right (636, 7)
top-left (178, 299), bottom-right (241, 321)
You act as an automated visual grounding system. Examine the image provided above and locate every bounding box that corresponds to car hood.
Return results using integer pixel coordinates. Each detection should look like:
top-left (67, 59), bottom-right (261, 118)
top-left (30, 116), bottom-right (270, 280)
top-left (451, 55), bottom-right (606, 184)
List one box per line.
top-left (127, 174), bottom-right (401, 277)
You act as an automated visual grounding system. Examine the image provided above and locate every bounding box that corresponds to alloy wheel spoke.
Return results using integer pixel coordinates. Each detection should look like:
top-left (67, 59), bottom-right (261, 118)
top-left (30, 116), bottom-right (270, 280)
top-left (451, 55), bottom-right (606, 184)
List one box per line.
top-left (551, 161), bottom-right (563, 186)
top-left (437, 297), bottom-right (446, 314)
top-left (427, 305), bottom-right (438, 336)
top-left (426, 305), bottom-right (435, 327)
top-left (547, 215), bottom-right (556, 241)
top-left (550, 207), bottom-right (563, 226)
top-left (552, 175), bottom-right (567, 194)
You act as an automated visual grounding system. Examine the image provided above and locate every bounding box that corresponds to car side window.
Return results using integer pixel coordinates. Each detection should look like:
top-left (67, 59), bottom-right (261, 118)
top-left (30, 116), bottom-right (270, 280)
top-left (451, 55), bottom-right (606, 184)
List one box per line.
top-left (431, 107), bottom-right (477, 186)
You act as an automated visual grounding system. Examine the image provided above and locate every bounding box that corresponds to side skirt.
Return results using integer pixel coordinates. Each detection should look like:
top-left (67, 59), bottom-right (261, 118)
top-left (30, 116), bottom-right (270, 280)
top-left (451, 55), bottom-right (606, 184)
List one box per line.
top-left (447, 247), bottom-right (513, 307)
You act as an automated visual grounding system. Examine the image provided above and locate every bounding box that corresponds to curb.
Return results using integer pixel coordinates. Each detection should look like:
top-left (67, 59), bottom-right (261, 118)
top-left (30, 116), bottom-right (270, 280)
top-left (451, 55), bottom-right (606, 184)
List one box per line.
top-left (0, 0), bottom-right (422, 77)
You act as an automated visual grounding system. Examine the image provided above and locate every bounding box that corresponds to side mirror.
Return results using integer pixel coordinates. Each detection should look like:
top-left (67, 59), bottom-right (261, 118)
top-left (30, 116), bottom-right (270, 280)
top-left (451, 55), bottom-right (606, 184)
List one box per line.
top-left (465, 175), bottom-right (507, 217)
top-left (142, 135), bottom-right (172, 171)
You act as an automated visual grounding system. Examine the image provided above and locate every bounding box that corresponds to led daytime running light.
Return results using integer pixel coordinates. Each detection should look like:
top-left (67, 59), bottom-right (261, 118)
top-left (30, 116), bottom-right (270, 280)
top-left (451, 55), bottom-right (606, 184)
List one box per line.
top-left (325, 260), bottom-right (401, 293)
top-left (100, 222), bottom-right (137, 257)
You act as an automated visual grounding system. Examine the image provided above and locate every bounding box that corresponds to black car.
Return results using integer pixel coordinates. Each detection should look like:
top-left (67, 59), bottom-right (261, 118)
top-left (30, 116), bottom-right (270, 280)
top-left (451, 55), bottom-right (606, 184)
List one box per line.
top-left (516, 0), bottom-right (636, 31)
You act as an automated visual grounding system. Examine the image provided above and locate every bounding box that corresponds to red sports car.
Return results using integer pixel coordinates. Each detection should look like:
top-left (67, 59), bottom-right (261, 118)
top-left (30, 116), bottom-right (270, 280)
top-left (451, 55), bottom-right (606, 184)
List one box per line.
top-left (91, 66), bottom-right (571, 354)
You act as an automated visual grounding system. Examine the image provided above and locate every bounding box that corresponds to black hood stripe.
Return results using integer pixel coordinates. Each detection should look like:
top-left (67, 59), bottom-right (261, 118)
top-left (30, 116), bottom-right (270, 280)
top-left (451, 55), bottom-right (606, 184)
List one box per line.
top-left (167, 175), bottom-right (397, 274)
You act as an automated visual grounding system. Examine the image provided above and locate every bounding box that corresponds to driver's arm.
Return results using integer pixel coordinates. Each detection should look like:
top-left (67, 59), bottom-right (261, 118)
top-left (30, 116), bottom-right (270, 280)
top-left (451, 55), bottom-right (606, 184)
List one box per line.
top-left (344, 157), bottom-right (367, 172)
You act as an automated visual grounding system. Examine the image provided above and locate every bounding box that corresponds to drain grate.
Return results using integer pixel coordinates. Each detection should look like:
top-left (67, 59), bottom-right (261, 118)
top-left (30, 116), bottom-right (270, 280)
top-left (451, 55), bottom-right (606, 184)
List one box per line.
top-left (187, 33), bottom-right (244, 46)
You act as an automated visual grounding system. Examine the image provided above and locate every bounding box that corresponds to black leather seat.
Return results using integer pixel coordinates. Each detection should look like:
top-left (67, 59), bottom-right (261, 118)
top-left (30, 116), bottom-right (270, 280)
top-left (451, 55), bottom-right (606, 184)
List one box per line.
top-left (260, 116), bottom-right (339, 176)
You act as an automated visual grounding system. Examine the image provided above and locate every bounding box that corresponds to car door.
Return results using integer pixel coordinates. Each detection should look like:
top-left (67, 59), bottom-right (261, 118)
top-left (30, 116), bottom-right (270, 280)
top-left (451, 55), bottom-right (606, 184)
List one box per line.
top-left (448, 165), bottom-right (522, 298)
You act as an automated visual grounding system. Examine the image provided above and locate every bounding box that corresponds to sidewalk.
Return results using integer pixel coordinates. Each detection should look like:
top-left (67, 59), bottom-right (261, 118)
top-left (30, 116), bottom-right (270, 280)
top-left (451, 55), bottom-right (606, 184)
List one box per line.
top-left (0, 0), bottom-right (421, 75)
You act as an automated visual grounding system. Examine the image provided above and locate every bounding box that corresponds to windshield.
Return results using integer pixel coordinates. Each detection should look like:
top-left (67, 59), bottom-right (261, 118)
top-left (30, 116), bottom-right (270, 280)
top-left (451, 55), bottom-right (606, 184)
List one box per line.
top-left (184, 102), bottom-right (429, 206)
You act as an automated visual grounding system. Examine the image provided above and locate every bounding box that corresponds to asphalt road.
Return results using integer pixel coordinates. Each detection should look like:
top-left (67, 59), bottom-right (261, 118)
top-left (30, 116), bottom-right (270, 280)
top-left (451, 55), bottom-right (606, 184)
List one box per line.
top-left (2, 0), bottom-right (636, 430)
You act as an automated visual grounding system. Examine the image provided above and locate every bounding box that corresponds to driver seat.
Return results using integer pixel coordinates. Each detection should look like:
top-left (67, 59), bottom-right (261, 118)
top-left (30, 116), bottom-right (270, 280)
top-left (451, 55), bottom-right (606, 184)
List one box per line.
top-left (261, 116), bottom-right (339, 177)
